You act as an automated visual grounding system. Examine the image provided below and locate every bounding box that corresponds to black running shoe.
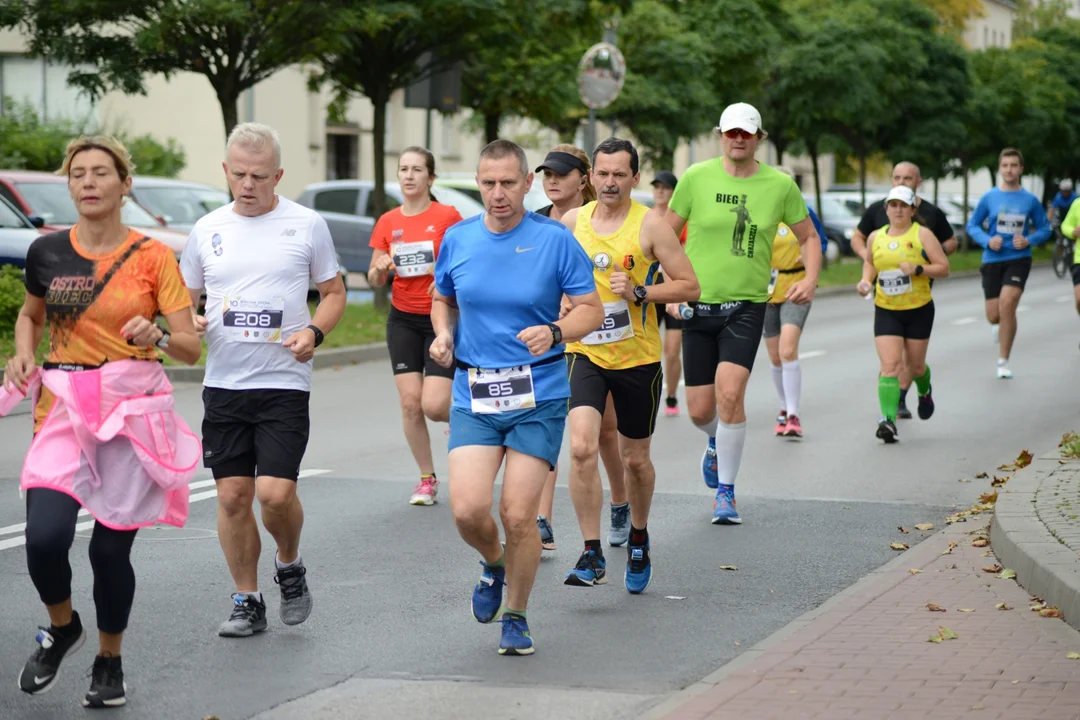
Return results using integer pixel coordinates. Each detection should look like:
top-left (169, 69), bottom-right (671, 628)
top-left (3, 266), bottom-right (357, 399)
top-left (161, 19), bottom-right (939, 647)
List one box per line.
top-left (917, 387), bottom-right (935, 420)
top-left (896, 401), bottom-right (913, 420)
top-left (83, 655), bottom-right (126, 708)
top-left (876, 419), bottom-right (899, 444)
top-left (18, 612), bottom-right (86, 695)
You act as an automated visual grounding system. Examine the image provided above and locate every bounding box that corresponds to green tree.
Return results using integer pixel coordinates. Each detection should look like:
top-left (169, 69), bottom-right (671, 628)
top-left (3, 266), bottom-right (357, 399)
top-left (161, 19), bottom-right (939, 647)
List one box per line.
top-left (1013, 0), bottom-right (1072, 39)
top-left (5, 0), bottom-right (342, 138)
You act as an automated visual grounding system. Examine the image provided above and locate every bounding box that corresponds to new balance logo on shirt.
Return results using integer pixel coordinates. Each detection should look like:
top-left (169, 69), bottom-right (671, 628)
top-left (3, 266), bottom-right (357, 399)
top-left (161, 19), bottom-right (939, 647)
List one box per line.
top-left (280, 228), bottom-right (297, 236)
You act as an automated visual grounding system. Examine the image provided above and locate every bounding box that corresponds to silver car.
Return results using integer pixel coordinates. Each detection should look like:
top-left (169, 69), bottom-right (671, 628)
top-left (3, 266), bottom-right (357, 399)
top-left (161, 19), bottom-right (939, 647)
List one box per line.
top-left (130, 177), bottom-right (231, 234)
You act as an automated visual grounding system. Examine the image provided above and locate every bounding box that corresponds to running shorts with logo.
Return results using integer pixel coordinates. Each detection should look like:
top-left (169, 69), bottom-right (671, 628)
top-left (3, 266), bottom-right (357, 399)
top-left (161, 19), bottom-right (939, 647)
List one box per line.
top-left (669, 160), bottom-right (808, 380)
top-left (981, 258), bottom-right (1032, 299)
top-left (435, 211), bottom-right (595, 469)
top-left (764, 222), bottom-right (811, 338)
top-left (871, 222), bottom-right (934, 340)
top-left (180, 197), bottom-right (341, 481)
top-left (387, 307), bottom-right (455, 377)
top-left (565, 200), bottom-right (663, 439)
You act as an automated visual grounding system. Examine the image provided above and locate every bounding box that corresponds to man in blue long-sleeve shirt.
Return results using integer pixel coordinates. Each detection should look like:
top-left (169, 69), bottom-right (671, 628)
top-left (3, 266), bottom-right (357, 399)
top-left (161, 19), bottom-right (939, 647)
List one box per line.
top-left (966, 147), bottom-right (1051, 379)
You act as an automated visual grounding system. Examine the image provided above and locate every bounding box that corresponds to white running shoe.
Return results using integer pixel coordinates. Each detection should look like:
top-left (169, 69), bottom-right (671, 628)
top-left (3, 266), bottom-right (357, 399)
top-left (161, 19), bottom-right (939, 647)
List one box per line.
top-left (996, 359), bottom-right (1013, 379)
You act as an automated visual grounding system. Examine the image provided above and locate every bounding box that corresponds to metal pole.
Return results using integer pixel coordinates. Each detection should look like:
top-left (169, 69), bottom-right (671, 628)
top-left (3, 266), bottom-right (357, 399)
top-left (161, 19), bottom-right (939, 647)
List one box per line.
top-left (585, 109), bottom-right (596, 154)
top-left (425, 108), bottom-right (432, 150)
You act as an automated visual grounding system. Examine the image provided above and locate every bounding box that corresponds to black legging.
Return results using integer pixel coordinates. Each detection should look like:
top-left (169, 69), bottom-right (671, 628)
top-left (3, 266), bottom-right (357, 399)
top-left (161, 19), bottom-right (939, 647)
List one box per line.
top-left (24, 488), bottom-right (139, 635)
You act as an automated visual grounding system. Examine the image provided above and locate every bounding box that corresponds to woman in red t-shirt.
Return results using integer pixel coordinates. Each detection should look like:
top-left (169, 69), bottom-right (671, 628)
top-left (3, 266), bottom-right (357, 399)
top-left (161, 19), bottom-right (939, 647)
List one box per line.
top-left (367, 146), bottom-right (463, 507)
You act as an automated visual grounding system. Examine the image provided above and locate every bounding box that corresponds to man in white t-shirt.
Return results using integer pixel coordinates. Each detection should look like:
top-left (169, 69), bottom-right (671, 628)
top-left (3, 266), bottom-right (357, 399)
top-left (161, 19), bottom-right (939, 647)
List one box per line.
top-left (180, 122), bottom-right (346, 638)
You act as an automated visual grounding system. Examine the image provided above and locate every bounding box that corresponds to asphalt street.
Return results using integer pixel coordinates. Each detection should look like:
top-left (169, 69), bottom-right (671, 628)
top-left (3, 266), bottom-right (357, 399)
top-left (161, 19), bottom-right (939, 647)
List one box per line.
top-left (0, 265), bottom-right (1075, 719)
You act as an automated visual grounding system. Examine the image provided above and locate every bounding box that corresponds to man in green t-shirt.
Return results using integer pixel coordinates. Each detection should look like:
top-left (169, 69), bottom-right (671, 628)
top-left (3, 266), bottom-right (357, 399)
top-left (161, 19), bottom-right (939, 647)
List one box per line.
top-left (666, 102), bottom-right (821, 526)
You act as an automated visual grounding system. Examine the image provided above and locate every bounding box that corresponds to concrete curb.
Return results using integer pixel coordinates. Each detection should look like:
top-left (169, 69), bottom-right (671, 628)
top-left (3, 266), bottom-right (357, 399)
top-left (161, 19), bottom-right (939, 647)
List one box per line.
top-left (990, 450), bottom-right (1080, 633)
top-left (163, 342), bottom-right (389, 384)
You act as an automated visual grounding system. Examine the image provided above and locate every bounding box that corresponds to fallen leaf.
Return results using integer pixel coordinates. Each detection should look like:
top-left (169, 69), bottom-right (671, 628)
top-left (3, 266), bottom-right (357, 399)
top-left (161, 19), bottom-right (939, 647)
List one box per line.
top-left (898, 526), bottom-right (911, 534)
top-left (981, 551), bottom-right (993, 557)
top-left (999, 569), bottom-right (1017, 579)
top-left (958, 608), bottom-right (975, 613)
top-left (998, 463), bottom-right (1015, 471)
top-left (975, 472), bottom-right (989, 479)
top-left (958, 478), bottom-right (972, 483)
top-left (1012, 680), bottom-right (1019, 684)
top-left (941, 541), bottom-right (959, 555)
top-left (979, 490), bottom-right (998, 505)
top-left (1031, 602), bottom-right (1047, 612)
top-left (938, 626), bottom-right (959, 640)
top-left (909, 568), bottom-right (923, 575)
top-left (734, 641), bottom-right (741, 646)
top-left (1039, 607), bottom-right (1065, 619)
top-left (982, 564), bottom-right (1003, 573)
top-left (1015, 449), bottom-right (1033, 469)
top-left (719, 565), bottom-right (738, 571)
top-left (915, 523), bottom-right (934, 531)
top-left (946, 564), bottom-right (958, 569)
top-left (972, 705), bottom-right (985, 710)
top-left (996, 603), bottom-right (1012, 610)
top-left (1031, 595), bottom-right (1044, 603)
top-left (926, 603), bottom-right (947, 612)
top-left (890, 543), bottom-right (909, 551)
top-left (1068, 652), bottom-right (1080, 660)
top-left (972, 538), bottom-right (989, 547)
top-left (928, 634), bottom-right (943, 643)
top-left (991, 475), bottom-right (1009, 487)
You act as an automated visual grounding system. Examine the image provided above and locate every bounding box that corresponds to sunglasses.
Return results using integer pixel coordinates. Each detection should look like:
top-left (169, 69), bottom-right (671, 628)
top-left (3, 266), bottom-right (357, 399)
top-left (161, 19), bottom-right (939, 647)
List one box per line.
top-left (722, 129), bottom-right (757, 140)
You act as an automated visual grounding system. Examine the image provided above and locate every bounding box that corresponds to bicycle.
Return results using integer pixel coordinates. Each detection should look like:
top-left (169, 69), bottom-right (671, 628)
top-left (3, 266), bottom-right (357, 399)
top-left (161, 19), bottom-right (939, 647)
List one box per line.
top-left (1052, 221), bottom-right (1074, 279)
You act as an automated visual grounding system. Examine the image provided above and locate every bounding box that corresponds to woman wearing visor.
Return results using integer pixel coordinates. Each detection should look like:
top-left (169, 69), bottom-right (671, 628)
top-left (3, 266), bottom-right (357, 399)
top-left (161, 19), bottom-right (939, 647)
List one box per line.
top-left (534, 145), bottom-right (631, 551)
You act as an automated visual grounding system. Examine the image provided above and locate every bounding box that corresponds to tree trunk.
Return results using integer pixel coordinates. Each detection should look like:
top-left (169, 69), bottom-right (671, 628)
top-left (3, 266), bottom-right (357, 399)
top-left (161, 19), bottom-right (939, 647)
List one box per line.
top-left (485, 112), bottom-right (501, 144)
top-left (1042, 169), bottom-right (1054, 205)
top-left (988, 166), bottom-right (997, 188)
top-left (962, 166), bottom-right (970, 252)
top-left (219, 90), bottom-right (240, 141)
top-left (809, 140), bottom-right (822, 219)
top-left (858, 152), bottom-right (868, 210)
top-left (371, 93), bottom-right (390, 312)
top-left (774, 140), bottom-right (785, 168)
top-left (933, 177), bottom-right (939, 205)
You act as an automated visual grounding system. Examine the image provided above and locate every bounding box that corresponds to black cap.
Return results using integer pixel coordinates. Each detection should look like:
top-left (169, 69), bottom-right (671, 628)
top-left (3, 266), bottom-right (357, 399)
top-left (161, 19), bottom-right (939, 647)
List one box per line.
top-left (651, 171), bottom-right (677, 189)
top-left (536, 151), bottom-right (588, 176)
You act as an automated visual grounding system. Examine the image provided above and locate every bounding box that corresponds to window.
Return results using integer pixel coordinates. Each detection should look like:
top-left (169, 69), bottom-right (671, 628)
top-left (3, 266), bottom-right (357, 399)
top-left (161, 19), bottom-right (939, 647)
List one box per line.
top-left (0, 184), bottom-right (22, 211)
top-left (0, 56), bottom-right (95, 120)
top-left (983, 27), bottom-right (988, 46)
top-left (313, 189), bottom-right (359, 215)
top-left (992, 29), bottom-right (998, 46)
top-left (0, 196), bottom-right (29, 229)
top-left (364, 191), bottom-right (400, 218)
top-left (325, 133), bottom-right (358, 181)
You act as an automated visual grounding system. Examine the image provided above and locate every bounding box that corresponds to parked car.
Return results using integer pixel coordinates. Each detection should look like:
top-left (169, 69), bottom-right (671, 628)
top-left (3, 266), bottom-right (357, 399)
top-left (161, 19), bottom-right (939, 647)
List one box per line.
top-left (0, 194), bottom-right (45, 269)
top-left (129, 177), bottom-right (230, 233)
top-left (805, 194), bottom-right (862, 256)
top-left (295, 181), bottom-right (484, 274)
top-left (0, 170), bottom-right (189, 256)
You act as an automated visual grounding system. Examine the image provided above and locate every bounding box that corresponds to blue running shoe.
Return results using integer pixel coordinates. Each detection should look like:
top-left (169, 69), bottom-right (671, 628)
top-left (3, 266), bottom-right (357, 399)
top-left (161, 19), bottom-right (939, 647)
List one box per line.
top-left (471, 562), bottom-right (505, 624)
top-left (702, 437), bottom-right (718, 489)
top-left (624, 542), bottom-right (652, 594)
top-left (608, 503), bottom-right (630, 547)
top-left (711, 484), bottom-right (742, 525)
top-left (498, 613), bottom-right (534, 656)
top-left (564, 549), bottom-right (607, 587)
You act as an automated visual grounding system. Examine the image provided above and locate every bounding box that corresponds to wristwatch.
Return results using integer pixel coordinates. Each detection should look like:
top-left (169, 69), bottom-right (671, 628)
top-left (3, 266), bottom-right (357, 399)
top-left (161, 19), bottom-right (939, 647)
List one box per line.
top-left (155, 325), bottom-right (171, 350)
top-left (547, 323), bottom-right (563, 345)
top-left (915, 265), bottom-right (925, 276)
top-left (632, 285), bottom-right (648, 306)
top-left (306, 324), bottom-right (325, 347)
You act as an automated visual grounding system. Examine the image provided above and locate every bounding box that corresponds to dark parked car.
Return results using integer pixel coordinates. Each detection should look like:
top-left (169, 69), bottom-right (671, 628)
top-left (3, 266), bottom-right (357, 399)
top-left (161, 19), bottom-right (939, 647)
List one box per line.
top-left (0, 194), bottom-right (45, 269)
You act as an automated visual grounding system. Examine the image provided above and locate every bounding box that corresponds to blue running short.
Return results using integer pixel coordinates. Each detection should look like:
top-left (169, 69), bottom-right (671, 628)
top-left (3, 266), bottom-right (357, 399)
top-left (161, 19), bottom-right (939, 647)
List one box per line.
top-left (448, 399), bottom-right (568, 469)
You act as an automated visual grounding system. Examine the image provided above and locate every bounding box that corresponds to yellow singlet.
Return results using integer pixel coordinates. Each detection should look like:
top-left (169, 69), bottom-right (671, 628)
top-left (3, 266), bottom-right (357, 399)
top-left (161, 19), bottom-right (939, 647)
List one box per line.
top-left (767, 223), bottom-right (805, 303)
top-left (871, 222), bottom-right (932, 311)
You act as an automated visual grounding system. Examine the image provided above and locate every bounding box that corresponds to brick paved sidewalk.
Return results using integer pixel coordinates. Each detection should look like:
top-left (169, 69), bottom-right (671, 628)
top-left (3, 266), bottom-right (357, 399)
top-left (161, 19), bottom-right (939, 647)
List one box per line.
top-left (648, 521), bottom-right (1080, 720)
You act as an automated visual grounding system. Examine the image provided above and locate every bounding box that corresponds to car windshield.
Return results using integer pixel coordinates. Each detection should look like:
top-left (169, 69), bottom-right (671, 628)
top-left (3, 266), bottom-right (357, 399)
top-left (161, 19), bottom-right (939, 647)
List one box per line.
top-left (0, 198), bottom-right (29, 229)
top-left (430, 185), bottom-right (484, 218)
top-left (136, 186), bottom-right (230, 226)
top-left (15, 182), bottom-right (163, 227)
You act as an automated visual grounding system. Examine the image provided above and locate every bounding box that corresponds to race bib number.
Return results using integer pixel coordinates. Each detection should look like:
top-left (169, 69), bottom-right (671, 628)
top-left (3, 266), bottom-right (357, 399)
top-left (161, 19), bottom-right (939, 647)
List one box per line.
top-left (877, 269), bottom-right (911, 296)
top-left (581, 300), bottom-right (635, 346)
top-left (995, 212), bottom-right (1025, 237)
top-left (222, 296), bottom-right (284, 343)
top-left (767, 268), bottom-right (779, 296)
top-left (468, 365), bottom-right (536, 414)
top-left (391, 240), bottom-right (435, 278)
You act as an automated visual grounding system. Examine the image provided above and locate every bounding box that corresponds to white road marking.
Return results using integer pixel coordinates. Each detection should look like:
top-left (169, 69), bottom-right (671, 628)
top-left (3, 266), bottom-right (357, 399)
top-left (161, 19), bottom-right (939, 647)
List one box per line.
top-left (1058, 296), bottom-right (1071, 303)
top-left (0, 469), bottom-right (332, 551)
top-left (952, 316), bottom-right (977, 326)
top-left (800, 350), bottom-right (828, 359)
top-left (1017, 305), bottom-right (1029, 313)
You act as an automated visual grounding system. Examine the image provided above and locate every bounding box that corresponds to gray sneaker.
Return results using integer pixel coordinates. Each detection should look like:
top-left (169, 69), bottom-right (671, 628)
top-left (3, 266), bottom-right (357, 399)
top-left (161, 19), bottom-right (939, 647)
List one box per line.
top-left (608, 503), bottom-right (630, 547)
top-left (218, 594), bottom-right (268, 637)
top-left (275, 561), bottom-right (313, 626)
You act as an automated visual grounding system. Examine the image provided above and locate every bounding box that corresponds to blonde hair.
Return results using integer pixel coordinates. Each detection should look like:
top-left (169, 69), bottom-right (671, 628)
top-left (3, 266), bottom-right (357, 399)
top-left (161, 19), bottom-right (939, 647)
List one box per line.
top-left (226, 122), bottom-right (282, 170)
top-left (57, 135), bottom-right (135, 181)
top-left (551, 143), bottom-right (597, 203)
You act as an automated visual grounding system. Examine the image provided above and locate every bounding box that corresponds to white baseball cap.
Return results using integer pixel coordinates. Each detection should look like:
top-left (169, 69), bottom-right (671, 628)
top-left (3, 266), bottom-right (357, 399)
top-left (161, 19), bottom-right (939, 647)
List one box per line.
top-left (886, 185), bottom-right (917, 206)
top-left (1061, 179), bottom-right (1074, 191)
top-left (716, 102), bottom-right (768, 139)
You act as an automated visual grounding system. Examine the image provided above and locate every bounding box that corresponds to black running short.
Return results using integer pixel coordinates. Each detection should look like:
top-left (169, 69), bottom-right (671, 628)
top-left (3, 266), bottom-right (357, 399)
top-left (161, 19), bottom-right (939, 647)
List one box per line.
top-left (681, 301), bottom-right (767, 384)
top-left (567, 353), bottom-right (662, 440)
top-left (386, 306), bottom-right (455, 378)
top-left (981, 258), bottom-right (1032, 299)
top-left (201, 387), bottom-right (311, 481)
top-left (873, 301), bottom-right (935, 340)
top-left (1071, 263), bottom-right (1080, 287)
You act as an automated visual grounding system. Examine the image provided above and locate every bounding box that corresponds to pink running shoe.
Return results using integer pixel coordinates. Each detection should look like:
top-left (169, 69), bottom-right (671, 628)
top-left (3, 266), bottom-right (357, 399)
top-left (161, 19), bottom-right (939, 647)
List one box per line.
top-left (774, 411), bottom-right (788, 436)
top-left (409, 476), bottom-right (439, 506)
top-left (784, 415), bottom-right (803, 438)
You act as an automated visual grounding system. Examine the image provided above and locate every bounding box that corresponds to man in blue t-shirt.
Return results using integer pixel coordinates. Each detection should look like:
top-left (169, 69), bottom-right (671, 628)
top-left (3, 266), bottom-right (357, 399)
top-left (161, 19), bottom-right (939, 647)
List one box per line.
top-left (1050, 179), bottom-right (1076, 223)
top-left (430, 139), bottom-right (602, 657)
top-left (966, 147), bottom-right (1051, 379)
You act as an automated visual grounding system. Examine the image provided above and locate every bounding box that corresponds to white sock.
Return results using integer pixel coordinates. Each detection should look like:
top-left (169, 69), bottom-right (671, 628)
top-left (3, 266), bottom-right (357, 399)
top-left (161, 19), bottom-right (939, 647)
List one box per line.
top-left (694, 416), bottom-right (718, 439)
top-left (997, 358), bottom-right (1008, 366)
top-left (770, 364), bottom-right (786, 410)
top-left (715, 420), bottom-right (747, 487)
top-left (782, 361), bottom-right (801, 417)
top-left (275, 552), bottom-right (301, 569)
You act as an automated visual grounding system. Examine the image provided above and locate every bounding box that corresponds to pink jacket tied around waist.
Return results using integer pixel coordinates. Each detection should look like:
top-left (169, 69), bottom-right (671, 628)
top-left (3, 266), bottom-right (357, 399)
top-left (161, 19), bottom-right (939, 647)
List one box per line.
top-left (0, 359), bottom-right (200, 530)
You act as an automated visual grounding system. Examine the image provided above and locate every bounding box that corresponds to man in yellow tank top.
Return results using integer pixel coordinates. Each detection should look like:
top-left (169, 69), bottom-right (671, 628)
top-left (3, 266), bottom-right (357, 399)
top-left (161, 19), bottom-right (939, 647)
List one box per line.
top-left (557, 138), bottom-right (700, 594)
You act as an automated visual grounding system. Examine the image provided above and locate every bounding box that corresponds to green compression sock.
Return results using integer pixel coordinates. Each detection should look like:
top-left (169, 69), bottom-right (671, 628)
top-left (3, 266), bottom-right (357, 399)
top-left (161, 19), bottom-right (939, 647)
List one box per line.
top-left (505, 608), bottom-right (526, 619)
top-left (914, 365), bottom-right (931, 396)
top-left (878, 376), bottom-right (901, 422)
top-left (486, 550), bottom-right (505, 569)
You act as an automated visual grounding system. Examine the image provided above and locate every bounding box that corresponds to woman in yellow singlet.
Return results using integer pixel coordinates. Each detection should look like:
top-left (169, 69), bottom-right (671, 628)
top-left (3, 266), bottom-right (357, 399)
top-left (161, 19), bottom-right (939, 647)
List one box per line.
top-left (857, 185), bottom-right (949, 444)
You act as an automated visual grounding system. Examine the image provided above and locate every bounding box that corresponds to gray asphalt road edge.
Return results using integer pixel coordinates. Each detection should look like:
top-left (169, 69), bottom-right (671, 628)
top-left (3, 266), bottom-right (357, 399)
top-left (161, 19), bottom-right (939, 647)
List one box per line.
top-left (990, 450), bottom-right (1080, 633)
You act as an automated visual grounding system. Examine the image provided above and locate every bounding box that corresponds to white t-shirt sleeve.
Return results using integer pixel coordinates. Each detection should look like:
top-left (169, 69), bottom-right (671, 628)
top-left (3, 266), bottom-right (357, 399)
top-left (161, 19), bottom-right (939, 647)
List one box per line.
top-left (179, 228), bottom-right (204, 289)
top-left (309, 214), bottom-right (340, 284)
